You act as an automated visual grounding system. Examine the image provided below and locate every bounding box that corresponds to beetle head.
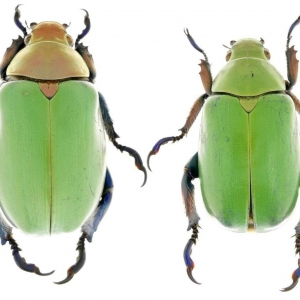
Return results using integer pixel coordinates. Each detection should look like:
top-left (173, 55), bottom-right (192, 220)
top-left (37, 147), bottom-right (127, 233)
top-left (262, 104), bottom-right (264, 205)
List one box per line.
top-left (14, 5), bottom-right (90, 49)
top-left (24, 22), bottom-right (74, 47)
top-left (224, 38), bottom-right (270, 61)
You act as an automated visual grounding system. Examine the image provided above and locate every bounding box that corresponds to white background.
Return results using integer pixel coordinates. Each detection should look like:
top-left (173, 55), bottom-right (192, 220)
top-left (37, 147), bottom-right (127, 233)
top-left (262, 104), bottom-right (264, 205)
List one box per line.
top-left (0, 0), bottom-right (300, 299)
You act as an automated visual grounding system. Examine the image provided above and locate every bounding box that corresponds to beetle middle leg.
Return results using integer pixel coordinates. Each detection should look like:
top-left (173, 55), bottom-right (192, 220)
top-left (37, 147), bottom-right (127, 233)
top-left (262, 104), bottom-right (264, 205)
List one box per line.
top-left (281, 220), bottom-right (300, 291)
top-left (98, 92), bottom-right (147, 187)
top-left (182, 152), bottom-right (201, 284)
top-left (55, 168), bottom-right (113, 285)
top-left (0, 209), bottom-right (54, 276)
top-left (147, 94), bottom-right (207, 170)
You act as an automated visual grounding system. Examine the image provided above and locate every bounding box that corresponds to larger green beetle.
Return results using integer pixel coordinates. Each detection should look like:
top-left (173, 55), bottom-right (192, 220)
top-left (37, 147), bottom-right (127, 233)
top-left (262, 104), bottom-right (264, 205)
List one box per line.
top-left (148, 17), bottom-right (300, 291)
top-left (0, 6), bottom-right (146, 284)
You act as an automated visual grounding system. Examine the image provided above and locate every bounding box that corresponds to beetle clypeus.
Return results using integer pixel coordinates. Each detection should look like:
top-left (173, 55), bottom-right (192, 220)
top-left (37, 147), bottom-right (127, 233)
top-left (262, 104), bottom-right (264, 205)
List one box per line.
top-left (0, 5), bottom-right (146, 284)
top-left (148, 16), bottom-right (300, 291)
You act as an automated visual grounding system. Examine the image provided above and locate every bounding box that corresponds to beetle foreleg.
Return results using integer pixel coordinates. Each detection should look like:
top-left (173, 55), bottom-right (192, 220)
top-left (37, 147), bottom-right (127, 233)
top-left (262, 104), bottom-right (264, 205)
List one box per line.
top-left (182, 153), bottom-right (201, 284)
top-left (75, 9), bottom-right (91, 48)
top-left (147, 94), bottom-right (206, 171)
top-left (14, 5), bottom-right (27, 37)
top-left (98, 92), bottom-right (147, 186)
top-left (76, 43), bottom-right (96, 82)
top-left (55, 169), bottom-right (113, 284)
top-left (286, 16), bottom-right (300, 90)
top-left (184, 28), bottom-right (209, 64)
top-left (0, 36), bottom-right (24, 80)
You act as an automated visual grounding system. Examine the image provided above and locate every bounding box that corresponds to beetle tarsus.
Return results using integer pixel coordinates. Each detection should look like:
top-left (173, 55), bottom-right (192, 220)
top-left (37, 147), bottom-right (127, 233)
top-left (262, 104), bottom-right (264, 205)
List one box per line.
top-left (183, 225), bottom-right (200, 285)
top-left (7, 235), bottom-right (54, 276)
top-left (281, 264), bottom-right (300, 291)
top-left (286, 16), bottom-right (300, 90)
top-left (281, 229), bottom-right (300, 291)
top-left (54, 233), bottom-right (86, 284)
top-left (147, 131), bottom-right (186, 171)
top-left (113, 141), bottom-right (147, 187)
top-left (75, 9), bottom-right (91, 48)
top-left (184, 28), bottom-right (209, 63)
top-left (287, 16), bottom-right (300, 49)
top-left (281, 258), bottom-right (300, 292)
top-left (14, 5), bottom-right (27, 37)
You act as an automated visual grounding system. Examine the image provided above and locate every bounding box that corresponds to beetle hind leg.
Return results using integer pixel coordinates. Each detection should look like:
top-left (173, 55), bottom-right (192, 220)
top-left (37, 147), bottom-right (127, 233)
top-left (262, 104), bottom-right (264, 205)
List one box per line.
top-left (182, 153), bottom-right (201, 284)
top-left (55, 168), bottom-right (113, 285)
top-left (7, 235), bottom-right (54, 276)
top-left (0, 210), bottom-right (54, 276)
top-left (281, 222), bottom-right (300, 291)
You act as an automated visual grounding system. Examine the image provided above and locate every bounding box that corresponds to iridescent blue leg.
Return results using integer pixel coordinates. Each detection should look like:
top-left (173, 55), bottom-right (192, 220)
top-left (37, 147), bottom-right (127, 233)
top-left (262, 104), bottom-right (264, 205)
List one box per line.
top-left (0, 208), bottom-right (54, 276)
top-left (55, 168), bottom-right (113, 284)
top-left (182, 153), bottom-right (200, 284)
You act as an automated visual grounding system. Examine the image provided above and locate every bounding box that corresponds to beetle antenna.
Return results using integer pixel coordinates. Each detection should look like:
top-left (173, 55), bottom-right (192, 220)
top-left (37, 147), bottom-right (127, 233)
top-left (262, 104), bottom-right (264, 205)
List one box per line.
top-left (25, 20), bottom-right (30, 30)
top-left (184, 28), bottom-right (209, 63)
top-left (75, 9), bottom-right (91, 48)
top-left (14, 4), bottom-right (28, 37)
top-left (222, 44), bottom-right (231, 50)
top-left (287, 16), bottom-right (300, 50)
top-left (63, 22), bottom-right (71, 29)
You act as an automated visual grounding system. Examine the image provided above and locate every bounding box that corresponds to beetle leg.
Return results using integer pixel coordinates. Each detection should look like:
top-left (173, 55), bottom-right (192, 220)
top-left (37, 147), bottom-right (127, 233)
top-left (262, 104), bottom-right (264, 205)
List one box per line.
top-left (183, 29), bottom-right (213, 95)
top-left (147, 94), bottom-right (206, 171)
top-left (182, 153), bottom-right (201, 284)
top-left (184, 28), bottom-right (209, 63)
top-left (75, 9), bottom-right (91, 48)
top-left (76, 43), bottom-right (96, 82)
top-left (54, 233), bottom-right (86, 284)
top-left (281, 221), bottom-right (300, 291)
top-left (0, 209), bottom-right (53, 276)
top-left (286, 16), bottom-right (300, 90)
top-left (14, 5), bottom-right (27, 37)
top-left (0, 36), bottom-right (24, 80)
top-left (7, 235), bottom-right (54, 276)
top-left (55, 169), bottom-right (113, 284)
top-left (98, 92), bottom-right (147, 186)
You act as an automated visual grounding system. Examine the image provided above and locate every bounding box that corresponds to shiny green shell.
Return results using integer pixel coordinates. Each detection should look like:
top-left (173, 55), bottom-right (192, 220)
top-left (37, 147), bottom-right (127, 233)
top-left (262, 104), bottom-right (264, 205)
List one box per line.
top-left (0, 80), bottom-right (106, 235)
top-left (199, 39), bottom-right (300, 232)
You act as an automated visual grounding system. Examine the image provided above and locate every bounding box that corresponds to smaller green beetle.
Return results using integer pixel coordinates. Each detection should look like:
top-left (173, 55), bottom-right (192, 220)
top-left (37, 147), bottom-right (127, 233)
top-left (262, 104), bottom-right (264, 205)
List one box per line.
top-left (0, 5), bottom-right (146, 284)
top-left (148, 16), bottom-right (300, 291)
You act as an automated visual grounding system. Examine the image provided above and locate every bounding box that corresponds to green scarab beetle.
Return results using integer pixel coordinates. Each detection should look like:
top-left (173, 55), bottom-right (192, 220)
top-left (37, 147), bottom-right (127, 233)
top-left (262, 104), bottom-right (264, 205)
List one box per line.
top-left (148, 17), bottom-right (300, 291)
top-left (0, 5), bottom-right (146, 284)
